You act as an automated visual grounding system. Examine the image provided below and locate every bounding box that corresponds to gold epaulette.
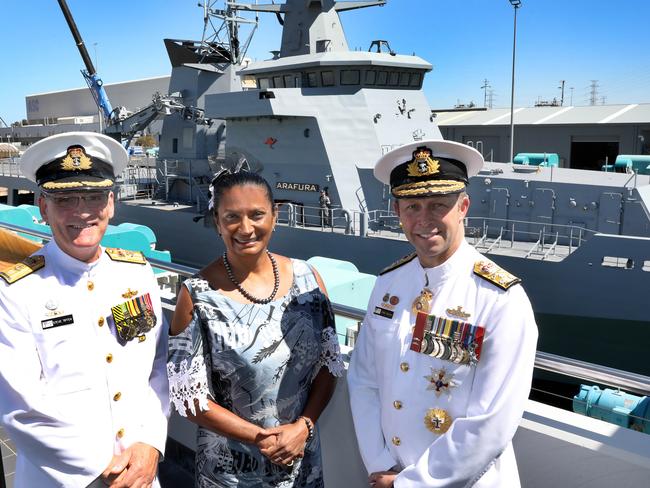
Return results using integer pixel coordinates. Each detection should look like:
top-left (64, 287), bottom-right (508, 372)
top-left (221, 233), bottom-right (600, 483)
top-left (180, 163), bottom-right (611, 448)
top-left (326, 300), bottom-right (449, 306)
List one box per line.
top-left (105, 248), bottom-right (147, 265)
top-left (0, 255), bottom-right (45, 284)
top-left (379, 252), bottom-right (417, 276)
top-left (473, 260), bottom-right (521, 290)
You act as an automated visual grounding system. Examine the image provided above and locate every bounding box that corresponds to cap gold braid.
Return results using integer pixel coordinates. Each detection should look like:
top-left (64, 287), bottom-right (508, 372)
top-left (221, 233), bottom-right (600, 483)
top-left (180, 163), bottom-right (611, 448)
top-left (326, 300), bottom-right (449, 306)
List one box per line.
top-left (41, 179), bottom-right (114, 190)
top-left (392, 179), bottom-right (466, 197)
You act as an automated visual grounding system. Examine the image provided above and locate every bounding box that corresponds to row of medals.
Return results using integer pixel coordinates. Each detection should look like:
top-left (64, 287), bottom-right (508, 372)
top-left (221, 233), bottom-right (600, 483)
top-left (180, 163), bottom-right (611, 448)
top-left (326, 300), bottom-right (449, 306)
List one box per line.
top-left (412, 283), bottom-right (453, 436)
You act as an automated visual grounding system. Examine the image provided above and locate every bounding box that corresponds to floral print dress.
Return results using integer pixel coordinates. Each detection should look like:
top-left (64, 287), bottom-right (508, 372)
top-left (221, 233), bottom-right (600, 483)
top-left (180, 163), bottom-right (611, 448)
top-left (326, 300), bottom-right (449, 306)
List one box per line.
top-left (167, 259), bottom-right (344, 488)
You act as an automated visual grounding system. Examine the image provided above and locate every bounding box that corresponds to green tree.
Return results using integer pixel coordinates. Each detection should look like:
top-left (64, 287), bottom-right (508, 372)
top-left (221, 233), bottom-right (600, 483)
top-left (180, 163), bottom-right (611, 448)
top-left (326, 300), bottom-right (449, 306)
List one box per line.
top-left (135, 134), bottom-right (157, 148)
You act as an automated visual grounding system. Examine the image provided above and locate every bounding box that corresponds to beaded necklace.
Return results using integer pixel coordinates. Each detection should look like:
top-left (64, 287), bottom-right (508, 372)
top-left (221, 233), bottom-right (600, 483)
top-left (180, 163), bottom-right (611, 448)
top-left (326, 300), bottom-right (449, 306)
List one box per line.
top-left (222, 250), bottom-right (280, 304)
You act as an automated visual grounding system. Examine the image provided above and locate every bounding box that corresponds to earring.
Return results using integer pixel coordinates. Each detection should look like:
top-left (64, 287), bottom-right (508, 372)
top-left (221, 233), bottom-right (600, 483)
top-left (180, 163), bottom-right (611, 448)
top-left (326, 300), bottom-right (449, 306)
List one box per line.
top-left (399, 222), bottom-right (403, 228)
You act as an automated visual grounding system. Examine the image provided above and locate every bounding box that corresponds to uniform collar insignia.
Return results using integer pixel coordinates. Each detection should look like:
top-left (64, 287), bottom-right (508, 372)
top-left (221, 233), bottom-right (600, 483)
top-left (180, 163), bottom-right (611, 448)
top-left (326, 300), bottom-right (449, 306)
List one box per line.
top-left (446, 305), bottom-right (471, 319)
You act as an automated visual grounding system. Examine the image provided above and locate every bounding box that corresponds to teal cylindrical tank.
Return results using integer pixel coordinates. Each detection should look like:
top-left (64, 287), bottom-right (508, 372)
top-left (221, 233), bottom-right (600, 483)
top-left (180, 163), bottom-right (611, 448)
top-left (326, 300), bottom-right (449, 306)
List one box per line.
top-left (513, 153), bottom-right (559, 167)
top-left (615, 155), bottom-right (650, 175)
top-left (573, 384), bottom-right (650, 433)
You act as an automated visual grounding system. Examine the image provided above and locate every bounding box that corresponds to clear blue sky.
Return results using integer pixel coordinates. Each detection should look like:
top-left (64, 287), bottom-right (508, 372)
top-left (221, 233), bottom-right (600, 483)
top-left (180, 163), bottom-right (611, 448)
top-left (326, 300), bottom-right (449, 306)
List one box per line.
top-left (1, 0), bottom-right (649, 124)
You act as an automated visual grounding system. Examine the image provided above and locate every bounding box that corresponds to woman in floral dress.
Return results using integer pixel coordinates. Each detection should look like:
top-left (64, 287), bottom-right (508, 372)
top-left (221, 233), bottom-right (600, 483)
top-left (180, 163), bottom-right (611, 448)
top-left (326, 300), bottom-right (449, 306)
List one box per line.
top-left (167, 169), bottom-right (344, 487)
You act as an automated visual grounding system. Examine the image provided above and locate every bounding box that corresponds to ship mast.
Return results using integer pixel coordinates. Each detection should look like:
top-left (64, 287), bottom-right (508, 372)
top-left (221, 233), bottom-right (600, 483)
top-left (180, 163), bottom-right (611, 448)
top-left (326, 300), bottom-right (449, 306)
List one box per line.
top-left (198, 1), bottom-right (259, 64)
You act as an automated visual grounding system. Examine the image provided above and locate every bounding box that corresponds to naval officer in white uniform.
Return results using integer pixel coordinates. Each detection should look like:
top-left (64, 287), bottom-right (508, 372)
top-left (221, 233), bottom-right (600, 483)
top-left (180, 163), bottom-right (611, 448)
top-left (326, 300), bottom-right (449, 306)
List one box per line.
top-left (0, 132), bottom-right (169, 488)
top-left (347, 140), bottom-right (538, 488)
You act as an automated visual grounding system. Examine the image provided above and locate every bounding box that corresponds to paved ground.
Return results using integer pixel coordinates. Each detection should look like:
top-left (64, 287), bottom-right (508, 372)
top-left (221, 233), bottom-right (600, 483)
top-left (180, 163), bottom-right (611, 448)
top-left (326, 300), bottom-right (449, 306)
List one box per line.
top-left (0, 427), bottom-right (192, 488)
top-left (1, 426), bottom-right (15, 488)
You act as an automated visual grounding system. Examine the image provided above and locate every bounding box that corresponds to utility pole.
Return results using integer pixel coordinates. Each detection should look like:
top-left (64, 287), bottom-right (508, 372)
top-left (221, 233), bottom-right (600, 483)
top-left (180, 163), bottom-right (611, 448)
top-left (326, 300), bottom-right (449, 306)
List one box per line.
top-left (570, 86), bottom-right (574, 106)
top-left (558, 80), bottom-right (565, 106)
top-left (589, 80), bottom-right (599, 106)
top-left (487, 89), bottom-right (496, 109)
top-left (481, 78), bottom-right (491, 108)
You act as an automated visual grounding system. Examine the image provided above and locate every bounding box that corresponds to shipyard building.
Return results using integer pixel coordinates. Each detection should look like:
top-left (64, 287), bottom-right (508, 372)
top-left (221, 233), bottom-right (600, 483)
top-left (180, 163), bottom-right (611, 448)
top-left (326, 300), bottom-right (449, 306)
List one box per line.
top-left (435, 104), bottom-right (650, 170)
top-left (0, 76), bottom-right (170, 144)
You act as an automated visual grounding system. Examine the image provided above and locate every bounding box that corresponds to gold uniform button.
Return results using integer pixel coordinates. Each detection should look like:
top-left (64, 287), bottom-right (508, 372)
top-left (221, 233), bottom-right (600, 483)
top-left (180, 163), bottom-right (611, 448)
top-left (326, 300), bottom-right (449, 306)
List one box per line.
top-left (113, 392), bottom-right (122, 401)
top-left (87, 281), bottom-right (95, 291)
top-left (393, 400), bottom-right (403, 410)
top-left (400, 362), bottom-right (410, 372)
top-left (98, 317), bottom-right (105, 327)
top-left (116, 428), bottom-right (125, 439)
top-left (392, 436), bottom-right (401, 446)
top-left (106, 353), bottom-right (113, 363)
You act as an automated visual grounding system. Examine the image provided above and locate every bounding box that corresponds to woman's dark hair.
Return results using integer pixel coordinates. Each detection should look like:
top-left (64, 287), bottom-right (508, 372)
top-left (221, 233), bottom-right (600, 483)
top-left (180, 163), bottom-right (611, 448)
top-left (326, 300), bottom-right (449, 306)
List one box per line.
top-left (210, 170), bottom-right (275, 213)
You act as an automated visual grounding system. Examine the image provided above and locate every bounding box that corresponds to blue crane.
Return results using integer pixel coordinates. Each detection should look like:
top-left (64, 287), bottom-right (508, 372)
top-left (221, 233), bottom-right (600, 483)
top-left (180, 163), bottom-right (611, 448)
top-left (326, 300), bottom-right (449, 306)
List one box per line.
top-left (56, 0), bottom-right (119, 128)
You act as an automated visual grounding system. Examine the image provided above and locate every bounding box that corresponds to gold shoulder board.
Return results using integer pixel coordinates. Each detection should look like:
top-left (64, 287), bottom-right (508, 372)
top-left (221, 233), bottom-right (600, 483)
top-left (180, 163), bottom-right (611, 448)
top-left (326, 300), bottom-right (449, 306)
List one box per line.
top-left (105, 248), bottom-right (147, 265)
top-left (0, 255), bottom-right (45, 284)
top-left (473, 260), bottom-right (521, 290)
top-left (379, 252), bottom-right (417, 276)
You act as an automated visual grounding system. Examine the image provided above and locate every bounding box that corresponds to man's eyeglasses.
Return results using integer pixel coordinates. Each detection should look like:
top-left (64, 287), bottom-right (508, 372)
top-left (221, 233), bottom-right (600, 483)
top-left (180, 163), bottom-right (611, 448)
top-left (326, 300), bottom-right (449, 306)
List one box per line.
top-left (44, 192), bottom-right (110, 210)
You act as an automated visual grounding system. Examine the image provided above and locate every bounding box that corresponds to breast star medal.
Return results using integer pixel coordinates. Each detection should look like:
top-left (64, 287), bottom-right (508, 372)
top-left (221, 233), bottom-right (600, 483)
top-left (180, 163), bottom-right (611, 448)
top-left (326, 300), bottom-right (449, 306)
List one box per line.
top-left (424, 408), bottom-right (452, 435)
top-left (425, 368), bottom-right (456, 397)
top-left (412, 273), bottom-right (433, 314)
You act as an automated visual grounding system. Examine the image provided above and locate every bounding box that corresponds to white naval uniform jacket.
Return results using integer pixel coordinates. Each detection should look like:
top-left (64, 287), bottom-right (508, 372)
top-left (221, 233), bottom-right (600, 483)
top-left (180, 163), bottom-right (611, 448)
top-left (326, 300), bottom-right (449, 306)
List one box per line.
top-left (348, 240), bottom-right (538, 488)
top-left (0, 240), bottom-right (169, 488)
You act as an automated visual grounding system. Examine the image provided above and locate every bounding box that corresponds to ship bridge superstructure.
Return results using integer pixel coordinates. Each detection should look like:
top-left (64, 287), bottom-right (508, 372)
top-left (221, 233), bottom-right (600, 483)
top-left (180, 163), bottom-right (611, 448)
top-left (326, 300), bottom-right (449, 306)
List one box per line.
top-left (203, 0), bottom-right (441, 212)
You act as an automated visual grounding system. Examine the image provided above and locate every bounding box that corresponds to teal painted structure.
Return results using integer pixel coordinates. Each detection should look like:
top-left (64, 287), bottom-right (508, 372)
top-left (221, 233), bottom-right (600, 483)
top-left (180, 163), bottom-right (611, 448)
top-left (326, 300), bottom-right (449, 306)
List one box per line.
top-left (307, 256), bottom-right (376, 343)
top-left (573, 384), bottom-right (650, 434)
top-left (613, 155), bottom-right (650, 175)
top-left (513, 153), bottom-right (559, 167)
top-left (0, 204), bottom-right (171, 269)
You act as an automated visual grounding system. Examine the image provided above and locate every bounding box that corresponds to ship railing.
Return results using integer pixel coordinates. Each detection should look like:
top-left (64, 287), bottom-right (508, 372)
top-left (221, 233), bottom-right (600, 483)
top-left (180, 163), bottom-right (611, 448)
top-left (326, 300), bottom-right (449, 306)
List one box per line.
top-left (1, 220), bottom-right (646, 398)
top-left (116, 162), bottom-right (159, 200)
top-left (1, 220), bottom-right (650, 447)
top-left (0, 158), bottom-right (22, 177)
top-left (465, 217), bottom-right (597, 258)
top-left (276, 203), bottom-right (353, 234)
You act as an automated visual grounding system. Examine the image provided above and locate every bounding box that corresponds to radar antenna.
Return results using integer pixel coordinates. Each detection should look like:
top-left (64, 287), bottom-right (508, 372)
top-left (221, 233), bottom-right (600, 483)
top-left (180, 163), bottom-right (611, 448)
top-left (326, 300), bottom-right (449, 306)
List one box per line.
top-left (198, 1), bottom-right (259, 64)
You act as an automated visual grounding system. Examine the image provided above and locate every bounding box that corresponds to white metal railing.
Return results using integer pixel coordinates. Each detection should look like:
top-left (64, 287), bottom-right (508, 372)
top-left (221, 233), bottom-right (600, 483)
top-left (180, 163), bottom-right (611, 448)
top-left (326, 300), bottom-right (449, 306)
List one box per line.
top-left (0, 158), bottom-right (22, 177)
top-left (1, 220), bottom-right (648, 396)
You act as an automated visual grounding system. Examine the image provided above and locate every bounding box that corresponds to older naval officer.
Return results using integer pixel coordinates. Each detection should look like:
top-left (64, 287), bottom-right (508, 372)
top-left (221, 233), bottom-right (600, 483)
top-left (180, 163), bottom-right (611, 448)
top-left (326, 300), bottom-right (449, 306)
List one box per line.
top-left (347, 141), bottom-right (538, 487)
top-left (0, 132), bottom-right (169, 488)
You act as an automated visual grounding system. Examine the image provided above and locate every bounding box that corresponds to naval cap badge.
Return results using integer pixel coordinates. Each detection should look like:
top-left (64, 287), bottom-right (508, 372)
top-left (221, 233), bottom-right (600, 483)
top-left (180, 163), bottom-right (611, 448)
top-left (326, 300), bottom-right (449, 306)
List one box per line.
top-left (407, 147), bottom-right (440, 177)
top-left (61, 145), bottom-right (93, 171)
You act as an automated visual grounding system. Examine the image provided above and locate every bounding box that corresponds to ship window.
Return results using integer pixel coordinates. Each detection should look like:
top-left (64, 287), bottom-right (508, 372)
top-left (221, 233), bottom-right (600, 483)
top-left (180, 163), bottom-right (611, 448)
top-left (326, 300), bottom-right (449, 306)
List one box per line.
top-left (259, 78), bottom-right (270, 89)
top-left (341, 70), bottom-right (360, 85)
top-left (410, 73), bottom-right (422, 87)
top-left (376, 71), bottom-right (388, 85)
top-left (172, 138), bottom-right (178, 154)
top-left (273, 76), bottom-right (284, 88)
top-left (284, 75), bottom-right (295, 88)
top-left (643, 261), bottom-right (650, 272)
top-left (601, 256), bottom-right (634, 269)
top-left (399, 72), bottom-right (410, 86)
top-left (365, 70), bottom-right (376, 85)
top-left (388, 72), bottom-right (400, 86)
top-left (321, 71), bottom-right (335, 86)
top-left (307, 72), bottom-right (318, 87)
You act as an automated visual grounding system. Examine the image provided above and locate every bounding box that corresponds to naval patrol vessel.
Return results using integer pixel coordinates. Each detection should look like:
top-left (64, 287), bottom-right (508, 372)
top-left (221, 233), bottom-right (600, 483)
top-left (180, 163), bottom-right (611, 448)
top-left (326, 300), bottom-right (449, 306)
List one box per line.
top-left (1, 0), bottom-right (650, 375)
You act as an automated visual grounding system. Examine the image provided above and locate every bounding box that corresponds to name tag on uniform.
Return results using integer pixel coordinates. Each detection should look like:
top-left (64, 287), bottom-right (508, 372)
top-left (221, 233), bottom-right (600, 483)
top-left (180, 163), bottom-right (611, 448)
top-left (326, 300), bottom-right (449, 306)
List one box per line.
top-left (410, 312), bottom-right (485, 366)
top-left (373, 306), bottom-right (394, 319)
top-left (41, 314), bottom-right (74, 330)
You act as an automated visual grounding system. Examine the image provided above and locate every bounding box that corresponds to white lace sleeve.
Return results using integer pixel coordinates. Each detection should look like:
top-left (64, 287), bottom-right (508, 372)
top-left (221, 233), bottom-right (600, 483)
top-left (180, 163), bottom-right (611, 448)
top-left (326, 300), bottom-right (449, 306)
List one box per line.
top-left (318, 327), bottom-right (345, 377)
top-left (167, 354), bottom-right (210, 416)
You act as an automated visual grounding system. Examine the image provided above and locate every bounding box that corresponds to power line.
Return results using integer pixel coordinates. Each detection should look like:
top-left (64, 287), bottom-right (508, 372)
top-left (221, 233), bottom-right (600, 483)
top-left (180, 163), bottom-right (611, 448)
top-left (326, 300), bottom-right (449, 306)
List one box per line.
top-left (481, 78), bottom-right (491, 108)
top-left (589, 80), bottom-right (600, 105)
